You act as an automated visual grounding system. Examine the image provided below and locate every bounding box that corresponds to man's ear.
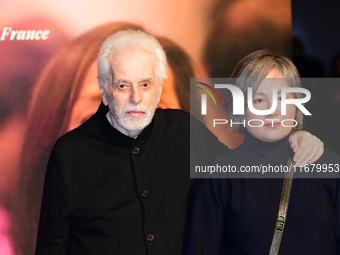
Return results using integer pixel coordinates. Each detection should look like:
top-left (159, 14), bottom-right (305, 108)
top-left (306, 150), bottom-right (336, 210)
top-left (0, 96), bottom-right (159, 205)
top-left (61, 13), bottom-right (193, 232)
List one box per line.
top-left (99, 86), bottom-right (108, 106)
top-left (158, 85), bottom-right (163, 104)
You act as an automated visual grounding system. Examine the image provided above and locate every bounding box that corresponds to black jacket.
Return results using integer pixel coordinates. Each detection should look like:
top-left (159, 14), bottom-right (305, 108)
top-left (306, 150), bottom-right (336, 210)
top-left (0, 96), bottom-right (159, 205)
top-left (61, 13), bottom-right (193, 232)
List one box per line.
top-left (35, 103), bottom-right (226, 255)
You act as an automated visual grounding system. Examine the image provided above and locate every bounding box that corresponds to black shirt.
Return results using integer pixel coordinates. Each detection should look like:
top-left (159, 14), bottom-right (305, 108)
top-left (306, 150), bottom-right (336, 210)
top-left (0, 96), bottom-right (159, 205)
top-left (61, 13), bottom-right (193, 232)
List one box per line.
top-left (184, 133), bottom-right (340, 255)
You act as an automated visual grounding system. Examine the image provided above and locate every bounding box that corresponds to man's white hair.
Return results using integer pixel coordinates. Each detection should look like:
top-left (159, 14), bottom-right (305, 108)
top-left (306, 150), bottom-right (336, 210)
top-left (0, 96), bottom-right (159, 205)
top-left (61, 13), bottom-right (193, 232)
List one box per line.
top-left (97, 29), bottom-right (167, 90)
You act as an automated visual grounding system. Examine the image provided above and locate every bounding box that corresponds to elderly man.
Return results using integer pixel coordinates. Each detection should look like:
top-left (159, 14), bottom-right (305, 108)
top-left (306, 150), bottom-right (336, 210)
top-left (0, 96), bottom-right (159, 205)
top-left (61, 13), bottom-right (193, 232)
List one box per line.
top-left (35, 30), bottom-right (322, 255)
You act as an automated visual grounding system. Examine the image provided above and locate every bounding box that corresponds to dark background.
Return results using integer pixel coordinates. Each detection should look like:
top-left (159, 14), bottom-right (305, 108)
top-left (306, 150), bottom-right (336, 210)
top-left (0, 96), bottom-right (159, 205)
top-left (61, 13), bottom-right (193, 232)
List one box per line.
top-left (292, 0), bottom-right (340, 155)
top-left (292, 0), bottom-right (340, 77)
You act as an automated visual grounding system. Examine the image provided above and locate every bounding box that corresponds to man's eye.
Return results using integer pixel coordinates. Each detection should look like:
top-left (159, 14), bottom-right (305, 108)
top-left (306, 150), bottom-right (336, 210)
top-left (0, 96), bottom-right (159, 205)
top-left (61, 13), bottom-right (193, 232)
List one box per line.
top-left (118, 84), bottom-right (127, 89)
top-left (142, 83), bottom-right (150, 88)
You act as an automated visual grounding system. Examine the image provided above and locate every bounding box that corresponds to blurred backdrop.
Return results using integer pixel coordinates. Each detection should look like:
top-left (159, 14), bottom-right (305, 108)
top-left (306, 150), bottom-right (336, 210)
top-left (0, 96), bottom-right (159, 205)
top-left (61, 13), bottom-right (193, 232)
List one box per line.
top-left (0, 0), bottom-right (302, 254)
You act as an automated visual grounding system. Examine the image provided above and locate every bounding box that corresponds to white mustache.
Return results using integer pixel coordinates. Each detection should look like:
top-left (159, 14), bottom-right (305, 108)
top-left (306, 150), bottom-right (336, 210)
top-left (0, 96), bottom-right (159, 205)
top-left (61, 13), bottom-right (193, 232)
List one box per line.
top-left (123, 104), bottom-right (148, 114)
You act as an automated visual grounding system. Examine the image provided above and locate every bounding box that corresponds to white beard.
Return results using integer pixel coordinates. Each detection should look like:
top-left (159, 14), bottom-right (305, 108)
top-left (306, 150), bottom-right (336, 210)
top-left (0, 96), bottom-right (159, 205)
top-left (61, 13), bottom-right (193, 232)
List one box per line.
top-left (108, 89), bottom-right (161, 138)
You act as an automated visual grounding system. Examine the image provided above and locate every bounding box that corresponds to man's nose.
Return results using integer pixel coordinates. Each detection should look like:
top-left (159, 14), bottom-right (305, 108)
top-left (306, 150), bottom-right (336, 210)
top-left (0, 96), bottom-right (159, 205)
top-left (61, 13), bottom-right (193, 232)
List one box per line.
top-left (130, 87), bottom-right (142, 104)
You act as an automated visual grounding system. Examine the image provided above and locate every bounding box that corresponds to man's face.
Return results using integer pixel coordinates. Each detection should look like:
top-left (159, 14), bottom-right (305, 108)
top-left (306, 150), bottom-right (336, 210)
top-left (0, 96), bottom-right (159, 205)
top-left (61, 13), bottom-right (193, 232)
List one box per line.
top-left (102, 48), bottom-right (162, 137)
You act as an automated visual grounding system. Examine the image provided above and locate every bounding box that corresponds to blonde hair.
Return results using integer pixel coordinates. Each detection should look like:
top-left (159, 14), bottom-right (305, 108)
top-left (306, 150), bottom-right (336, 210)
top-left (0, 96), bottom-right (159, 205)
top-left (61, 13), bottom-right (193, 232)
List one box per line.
top-left (226, 49), bottom-right (303, 133)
